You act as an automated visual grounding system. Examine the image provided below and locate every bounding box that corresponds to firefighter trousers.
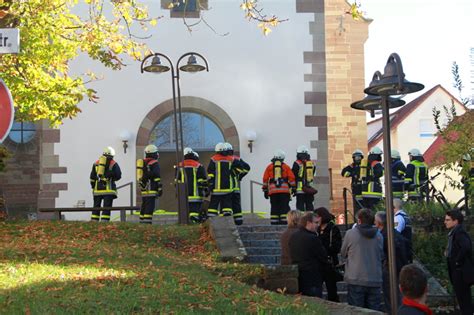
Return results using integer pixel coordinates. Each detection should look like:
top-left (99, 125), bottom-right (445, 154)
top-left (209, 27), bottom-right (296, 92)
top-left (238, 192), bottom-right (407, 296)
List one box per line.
top-left (189, 202), bottom-right (203, 223)
top-left (270, 193), bottom-right (290, 225)
top-left (296, 194), bottom-right (314, 212)
top-left (140, 196), bottom-right (156, 224)
top-left (92, 195), bottom-right (114, 221)
top-left (232, 192), bottom-right (243, 225)
top-left (208, 193), bottom-right (232, 218)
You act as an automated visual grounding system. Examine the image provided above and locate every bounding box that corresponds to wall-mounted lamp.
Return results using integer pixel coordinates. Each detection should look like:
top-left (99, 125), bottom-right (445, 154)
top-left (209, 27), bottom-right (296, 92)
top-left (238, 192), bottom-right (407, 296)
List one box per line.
top-left (119, 130), bottom-right (132, 154)
top-left (246, 130), bottom-right (257, 153)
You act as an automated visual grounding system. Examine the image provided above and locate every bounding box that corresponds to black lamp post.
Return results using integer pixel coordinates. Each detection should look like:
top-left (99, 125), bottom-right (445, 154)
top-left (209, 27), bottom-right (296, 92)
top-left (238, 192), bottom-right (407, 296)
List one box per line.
top-left (351, 53), bottom-right (423, 314)
top-left (140, 52), bottom-right (209, 224)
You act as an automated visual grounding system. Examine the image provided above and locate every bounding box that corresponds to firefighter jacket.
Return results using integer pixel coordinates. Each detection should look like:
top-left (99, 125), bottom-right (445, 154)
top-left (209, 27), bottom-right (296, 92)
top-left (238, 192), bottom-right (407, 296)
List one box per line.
top-left (231, 156), bottom-right (251, 194)
top-left (262, 160), bottom-right (296, 195)
top-left (361, 156), bottom-right (384, 199)
top-left (176, 159), bottom-right (208, 202)
top-left (140, 158), bottom-right (162, 197)
top-left (292, 159), bottom-right (316, 194)
top-left (207, 154), bottom-right (238, 195)
top-left (341, 162), bottom-right (364, 200)
top-left (391, 159), bottom-right (406, 198)
top-left (405, 158), bottom-right (428, 197)
top-left (90, 158), bottom-right (122, 197)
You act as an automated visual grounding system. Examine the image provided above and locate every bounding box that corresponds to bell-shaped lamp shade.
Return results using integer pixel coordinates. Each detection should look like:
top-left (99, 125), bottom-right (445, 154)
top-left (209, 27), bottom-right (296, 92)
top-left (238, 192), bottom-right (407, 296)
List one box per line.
top-left (365, 53), bottom-right (424, 96)
top-left (350, 95), bottom-right (406, 112)
top-left (246, 130), bottom-right (257, 142)
top-left (179, 55), bottom-right (206, 73)
top-left (143, 56), bottom-right (170, 73)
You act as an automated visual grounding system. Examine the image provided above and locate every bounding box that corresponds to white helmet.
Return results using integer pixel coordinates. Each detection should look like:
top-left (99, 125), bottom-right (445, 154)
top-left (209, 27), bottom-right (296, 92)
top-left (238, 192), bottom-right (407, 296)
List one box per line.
top-left (193, 151), bottom-right (200, 159)
top-left (273, 149), bottom-right (286, 160)
top-left (369, 146), bottom-right (383, 155)
top-left (103, 146), bottom-right (115, 157)
top-left (391, 149), bottom-right (401, 159)
top-left (462, 153), bottom-right (471, 161)
top-left (296, 145), bottom-right (309, 154)
top-left (215, 142), bottom-right (225, 152)
top-left (184, 147), bottom-right (194, 155)
top-left (408, 148), bottom-right (422, 157)
top-left (352, 149), bottom-right (364, 157)
top-left (223, 142), bottom-right (233, 151)
top-left (144, 144), bottom-right (158, 154)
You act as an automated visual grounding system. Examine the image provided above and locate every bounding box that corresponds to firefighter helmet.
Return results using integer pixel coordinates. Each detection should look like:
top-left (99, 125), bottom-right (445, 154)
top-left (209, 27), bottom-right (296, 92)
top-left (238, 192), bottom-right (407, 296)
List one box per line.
top-left (193, 151), bottom-right (200, 159)
top-left (408, 148), bottom-right (422, 157)
top-left (103, 146), bottom-right (115, 157)
top-left (223, 142), bottom-right (233, 151)
top-left (184, 147), bottom-right (194, 156)
top-left (273, 150), bottom-right (286, 160)
top-left (145, 144), bottom-right (158, 154)
top-left (462, 153), bottom-right (471, 161)
top-left (215, 142), bottom-right (225, 152)
top-left (369, 147), bottom-right (383, 155)
top-left (391, 149), bottom-right (401, 159)
top-left (352, 149), bottom-right (364, 158)
top-left (296, 145), bottom-right (309, 154)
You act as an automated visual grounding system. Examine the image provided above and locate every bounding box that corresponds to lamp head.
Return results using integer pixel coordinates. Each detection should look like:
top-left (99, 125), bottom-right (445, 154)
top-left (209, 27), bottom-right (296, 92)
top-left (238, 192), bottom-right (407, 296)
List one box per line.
top-left (143, 56), bottom-right (170, 73)
top-left (350, 94), bottom-right (406, 112)
top-left (364, 53), bottom-right (424, 96)
top-left (179, 55), bottom-right (206, 73)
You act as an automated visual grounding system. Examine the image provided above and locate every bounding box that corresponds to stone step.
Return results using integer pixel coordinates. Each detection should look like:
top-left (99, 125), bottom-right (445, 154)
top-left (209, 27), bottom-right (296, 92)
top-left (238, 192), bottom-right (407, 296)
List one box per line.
top-left (243, 239), bottom-right (280, 248)
top-left (239, 231), bottom-right (283, 240)
top-left (246, 247), bottom-right (281, 255)
top-left (237, 225), bottom-right (288, 233)
top-left (246, 255), bottom-right (281, 265)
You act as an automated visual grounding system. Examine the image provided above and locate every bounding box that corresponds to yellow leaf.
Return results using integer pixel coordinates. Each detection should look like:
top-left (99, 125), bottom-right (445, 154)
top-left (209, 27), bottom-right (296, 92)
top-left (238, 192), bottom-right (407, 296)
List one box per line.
top-left (263, 27), bottom-right (272, 36)
top-left (167, 2), bottom-right (174, 9)
top-left (150, 19), bottom-right (157, 26)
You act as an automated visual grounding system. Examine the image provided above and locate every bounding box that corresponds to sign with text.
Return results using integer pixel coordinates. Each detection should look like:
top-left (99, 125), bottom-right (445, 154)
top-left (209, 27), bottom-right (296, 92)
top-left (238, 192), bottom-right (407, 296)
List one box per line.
top-left (0, 79), bottom-right (14, 143)
top-left (0, 28), bottom-right (19, 54)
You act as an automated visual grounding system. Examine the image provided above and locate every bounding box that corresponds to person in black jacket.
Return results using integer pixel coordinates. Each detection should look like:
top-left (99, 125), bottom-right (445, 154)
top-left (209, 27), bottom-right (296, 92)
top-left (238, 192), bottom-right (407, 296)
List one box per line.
top-left (289, 212), bottom-right (329, 298)
top-left (315, 207), bottom-right (342, 302)
top-left (375, 211), bottom-right (409, 311)
top-left (444, 210), bottom-right (473, 315)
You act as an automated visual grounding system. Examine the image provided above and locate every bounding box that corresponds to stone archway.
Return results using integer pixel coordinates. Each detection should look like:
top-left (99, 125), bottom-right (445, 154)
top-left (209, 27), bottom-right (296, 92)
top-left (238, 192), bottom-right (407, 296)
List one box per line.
top-left (135, 96), bottom-right (240, 211)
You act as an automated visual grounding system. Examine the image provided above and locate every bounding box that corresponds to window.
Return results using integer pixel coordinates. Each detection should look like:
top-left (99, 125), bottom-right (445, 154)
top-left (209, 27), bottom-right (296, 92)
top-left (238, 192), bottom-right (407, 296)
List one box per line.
top-left (419, 119), bottom-right (435, 138)
top-left (172, 0), bottom-right (197, 12)
top-left (8, 121), bottom-right (36, 144)
top-left (150, 112), bottom-right (224, 151)
top-left (161, 0), bottom-right (208, 19)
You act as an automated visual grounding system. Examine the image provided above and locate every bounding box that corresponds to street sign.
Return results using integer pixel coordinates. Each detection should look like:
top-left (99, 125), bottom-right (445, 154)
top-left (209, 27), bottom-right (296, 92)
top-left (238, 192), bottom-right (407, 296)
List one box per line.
top-left (0, 79), bottom-right (14, 143)
top-left (0, 28), bottom-right (19, 54)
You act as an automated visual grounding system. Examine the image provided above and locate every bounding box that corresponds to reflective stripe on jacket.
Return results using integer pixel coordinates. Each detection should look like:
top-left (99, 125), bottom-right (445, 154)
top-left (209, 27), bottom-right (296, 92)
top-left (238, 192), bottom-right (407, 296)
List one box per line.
top-left (90, 159), bottom-right (121, 196)
top-left (177, 159), bottom-right (207, 202)
top-left (207, 154), bottom-right (235, 195)
top-left (262, 161), bottom-right (296, 195)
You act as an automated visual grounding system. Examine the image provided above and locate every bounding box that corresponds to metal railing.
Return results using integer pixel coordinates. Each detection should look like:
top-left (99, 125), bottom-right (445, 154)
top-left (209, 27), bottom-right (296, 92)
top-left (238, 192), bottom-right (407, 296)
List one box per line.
top-left (342, 187), bottom-right (360, 229)
top-left (249, 180), bottom-right (264, 214)
top-left (116, 181), bottom-right (134, 222)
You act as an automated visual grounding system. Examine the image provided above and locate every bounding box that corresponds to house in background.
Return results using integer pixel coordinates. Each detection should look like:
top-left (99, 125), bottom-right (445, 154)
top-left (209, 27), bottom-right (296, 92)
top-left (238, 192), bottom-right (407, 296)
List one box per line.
top-left (367, 84), bottom-right (468, 202)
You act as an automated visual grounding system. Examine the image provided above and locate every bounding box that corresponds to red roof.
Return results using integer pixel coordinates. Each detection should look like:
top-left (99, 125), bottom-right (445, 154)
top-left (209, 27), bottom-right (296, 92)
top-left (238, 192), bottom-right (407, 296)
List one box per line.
top-left (367, 85), bottom-right (468, 148)
top-left (423, 135), bottom-right (445, 165)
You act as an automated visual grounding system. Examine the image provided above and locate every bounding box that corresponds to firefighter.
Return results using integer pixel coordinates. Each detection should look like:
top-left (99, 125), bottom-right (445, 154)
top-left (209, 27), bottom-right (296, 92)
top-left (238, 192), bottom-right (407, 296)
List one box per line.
top-left (391, 149), bottom-right (406, 199)
top-left (224, 142), bottom-right (250, 226)
top-left (292, 145), bottom-right (317, 212)
top-left (176, 147), bottom-right (208, 223)
top-left (207, 142), bottom-right (238, 218)
top-left (361, 147), bottom-right (384, 209)
top-left (137, 144), bottom-right (162, 224)
top-left (90, 146), bottom-right (122, 222)
top-left (341, 149), bottom-right (365, 211)
top-left (405, 148), bottom-right (428, 202)
top-left (262, 150), bottom-right (296, 225)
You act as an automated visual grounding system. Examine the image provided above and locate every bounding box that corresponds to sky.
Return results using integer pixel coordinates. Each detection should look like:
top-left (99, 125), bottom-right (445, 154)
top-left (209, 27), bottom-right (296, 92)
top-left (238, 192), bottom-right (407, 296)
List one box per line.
top-left (361, 0), bottom-right (474, 104)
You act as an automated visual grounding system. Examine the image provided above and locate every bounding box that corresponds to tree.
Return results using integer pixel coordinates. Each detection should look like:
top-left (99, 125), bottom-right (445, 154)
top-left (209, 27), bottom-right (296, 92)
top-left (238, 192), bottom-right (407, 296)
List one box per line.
top-left (431, 63), bottom-right (473, 189)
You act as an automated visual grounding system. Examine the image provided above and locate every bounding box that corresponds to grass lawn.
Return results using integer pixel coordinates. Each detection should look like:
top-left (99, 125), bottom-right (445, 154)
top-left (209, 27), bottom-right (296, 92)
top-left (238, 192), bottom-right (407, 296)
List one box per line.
top-left (0, 221), bottom-right (327, 314)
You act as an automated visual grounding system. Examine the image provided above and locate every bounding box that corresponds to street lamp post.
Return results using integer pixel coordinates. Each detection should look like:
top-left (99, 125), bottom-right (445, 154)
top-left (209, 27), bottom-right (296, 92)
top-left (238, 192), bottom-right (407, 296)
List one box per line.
top-left (351, 53), bottom-right (424, 315)
top-left (141, 52), bottom-right (209, 224)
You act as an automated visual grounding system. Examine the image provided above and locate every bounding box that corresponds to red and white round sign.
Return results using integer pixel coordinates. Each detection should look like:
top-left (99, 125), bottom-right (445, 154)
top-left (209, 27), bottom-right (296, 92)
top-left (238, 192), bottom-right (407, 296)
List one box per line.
top-left (0, 79), bottom-right (14, 143)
